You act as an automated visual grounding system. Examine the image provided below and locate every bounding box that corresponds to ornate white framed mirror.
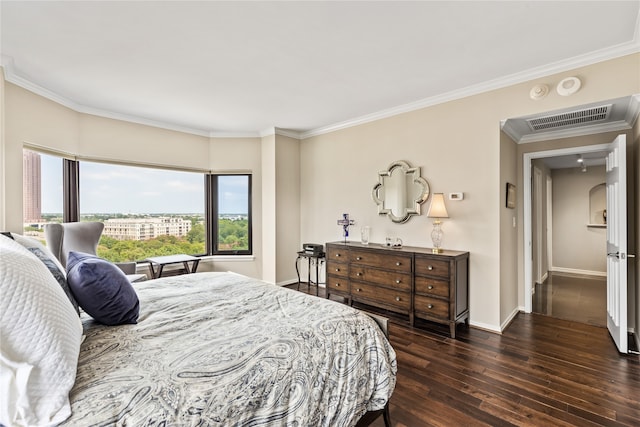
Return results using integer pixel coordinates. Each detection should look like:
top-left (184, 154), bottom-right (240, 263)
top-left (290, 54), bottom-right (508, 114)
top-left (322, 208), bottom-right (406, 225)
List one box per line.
top-left (372, 160), bottom-right (430, 223)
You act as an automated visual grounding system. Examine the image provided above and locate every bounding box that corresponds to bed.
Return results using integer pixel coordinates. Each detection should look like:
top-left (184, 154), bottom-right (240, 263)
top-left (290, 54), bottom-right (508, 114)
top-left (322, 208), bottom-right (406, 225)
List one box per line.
top-left (0, 234), bottom-right (396, 427)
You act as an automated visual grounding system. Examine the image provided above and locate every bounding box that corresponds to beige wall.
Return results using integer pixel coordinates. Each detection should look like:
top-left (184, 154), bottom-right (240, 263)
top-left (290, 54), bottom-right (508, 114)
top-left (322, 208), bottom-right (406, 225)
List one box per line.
top-left (261, 133), bottom-right (277, 283)
top-left (78, 114), bottom-right (210, 171)
top-left (500, 131), bottom-right (518, 327)
top-left (302, 54), bottom-right (640, 332)
top-left (551, 165), bottom-right (606, 274)
top-left (260, 133), bottom-right (301, 285)
top-left (275, 134), bottom-right (301, 285)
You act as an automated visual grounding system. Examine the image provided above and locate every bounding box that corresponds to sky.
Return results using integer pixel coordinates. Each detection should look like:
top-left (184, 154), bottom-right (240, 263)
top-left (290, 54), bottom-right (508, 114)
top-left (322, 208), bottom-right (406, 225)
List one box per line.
top-left (40, 154), bottom-right (248, 214)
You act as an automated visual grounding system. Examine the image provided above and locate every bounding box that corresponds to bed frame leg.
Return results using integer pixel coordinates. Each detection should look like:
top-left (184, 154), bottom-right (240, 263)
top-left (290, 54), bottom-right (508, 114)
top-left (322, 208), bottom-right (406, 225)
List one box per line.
top-left (382, 403), bottom-right (391, 426)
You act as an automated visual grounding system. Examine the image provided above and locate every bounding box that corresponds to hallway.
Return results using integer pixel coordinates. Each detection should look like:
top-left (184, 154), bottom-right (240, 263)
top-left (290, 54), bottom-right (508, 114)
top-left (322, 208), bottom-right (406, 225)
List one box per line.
top-left (532, 272), bottom-right (606, 327)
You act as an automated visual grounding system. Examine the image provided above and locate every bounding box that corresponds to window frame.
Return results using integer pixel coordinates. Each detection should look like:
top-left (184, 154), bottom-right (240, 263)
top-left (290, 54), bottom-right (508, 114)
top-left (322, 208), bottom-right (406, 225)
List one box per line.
top-left (23, 148), bottom-right (252, 259)
top-left (207, 174), bottom-right (253, 256)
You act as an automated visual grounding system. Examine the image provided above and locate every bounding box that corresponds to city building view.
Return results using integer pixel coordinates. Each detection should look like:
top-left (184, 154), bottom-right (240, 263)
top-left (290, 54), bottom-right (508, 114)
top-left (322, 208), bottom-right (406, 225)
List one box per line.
top-left (102, 217), bottom-right (192, 241)
top-left (22, 149), bottom-right (42, 222)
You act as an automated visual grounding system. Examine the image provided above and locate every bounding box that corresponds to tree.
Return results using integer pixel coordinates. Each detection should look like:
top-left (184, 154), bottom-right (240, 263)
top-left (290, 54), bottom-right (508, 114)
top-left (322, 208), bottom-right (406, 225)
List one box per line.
top-left (187, 223), bottom-right (205, 243)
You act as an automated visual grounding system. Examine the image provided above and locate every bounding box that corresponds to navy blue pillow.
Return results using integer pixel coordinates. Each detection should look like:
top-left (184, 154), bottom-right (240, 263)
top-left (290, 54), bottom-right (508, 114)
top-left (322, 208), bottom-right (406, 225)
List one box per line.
top-left (66, 251), bottom-right (139, 325)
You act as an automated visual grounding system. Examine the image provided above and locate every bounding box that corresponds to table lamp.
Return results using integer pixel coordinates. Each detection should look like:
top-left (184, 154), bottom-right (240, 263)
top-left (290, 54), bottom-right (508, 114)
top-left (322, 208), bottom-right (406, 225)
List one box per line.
top-left (427, 193), bottom-right (449, 253)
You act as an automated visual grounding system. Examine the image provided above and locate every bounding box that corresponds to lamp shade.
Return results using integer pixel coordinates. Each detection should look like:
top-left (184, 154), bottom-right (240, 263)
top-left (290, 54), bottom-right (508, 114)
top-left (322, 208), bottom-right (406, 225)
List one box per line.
top-left (427, 193), bottom-right (449, 218)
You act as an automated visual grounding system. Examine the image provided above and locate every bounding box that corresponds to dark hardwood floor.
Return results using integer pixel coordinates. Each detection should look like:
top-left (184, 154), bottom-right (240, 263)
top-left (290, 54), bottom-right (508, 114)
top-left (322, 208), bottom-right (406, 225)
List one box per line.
top-left (287, 283), bottom-right (640, 426)
top-left (532, 272), bottom-right (607, 327)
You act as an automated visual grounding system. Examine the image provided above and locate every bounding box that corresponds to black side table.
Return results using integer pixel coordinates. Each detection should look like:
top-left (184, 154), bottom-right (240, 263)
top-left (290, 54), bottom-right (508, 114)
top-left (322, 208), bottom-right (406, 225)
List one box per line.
top-left (295, 251), bottom-right (325, 296)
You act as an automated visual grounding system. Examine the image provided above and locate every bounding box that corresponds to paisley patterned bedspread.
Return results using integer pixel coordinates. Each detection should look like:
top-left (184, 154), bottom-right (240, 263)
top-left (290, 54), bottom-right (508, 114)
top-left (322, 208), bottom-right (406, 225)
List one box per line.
top-left (65, 272), bottom-right (397, 426)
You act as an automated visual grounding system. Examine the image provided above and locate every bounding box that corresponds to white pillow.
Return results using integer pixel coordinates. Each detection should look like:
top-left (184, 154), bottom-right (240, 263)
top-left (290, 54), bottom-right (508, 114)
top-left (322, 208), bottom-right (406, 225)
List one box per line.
top-left (10, 233), bottom-right (80, 315)
top-left (0, 235), bottom-right (82, 426)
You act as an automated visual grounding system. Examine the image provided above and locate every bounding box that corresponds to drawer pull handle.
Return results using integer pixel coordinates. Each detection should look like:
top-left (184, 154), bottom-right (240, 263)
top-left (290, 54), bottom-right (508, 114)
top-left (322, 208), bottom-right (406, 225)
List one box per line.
top-left (428, 304), bottom-right (433, 309)
top-left (356, 256), bottom-right (362, 261)
top-left (395, 296), bottom-right (401, 301)
top-left (335, 268), bottom-right (340, 272)
top-left (428, 285), bottom-right (433, 290)
top-left (396, 280), bottom-right (401, 284)
top-left (335, 254), bottom-right (340, 257)
top-left (428, 265), bottom-right (433, 270)
top-left (356, 272), bottom-right (362, 276)
top-left (396, 262), bottom-right (401, 266)
top-left (356, 288), bottom-right (361, 292)
top-left (335, 283), bottom-right (340, 287)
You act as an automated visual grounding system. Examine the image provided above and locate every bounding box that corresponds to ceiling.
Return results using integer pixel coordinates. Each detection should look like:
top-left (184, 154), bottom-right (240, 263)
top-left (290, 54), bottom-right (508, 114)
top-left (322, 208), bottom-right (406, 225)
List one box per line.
top-left (1, 1), bottom-right (639, 138)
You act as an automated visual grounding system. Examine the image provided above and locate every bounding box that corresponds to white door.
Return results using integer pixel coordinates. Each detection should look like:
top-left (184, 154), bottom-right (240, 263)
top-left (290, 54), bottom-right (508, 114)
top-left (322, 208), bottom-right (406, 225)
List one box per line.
top-left (606, 134), bottom-right (627, 354)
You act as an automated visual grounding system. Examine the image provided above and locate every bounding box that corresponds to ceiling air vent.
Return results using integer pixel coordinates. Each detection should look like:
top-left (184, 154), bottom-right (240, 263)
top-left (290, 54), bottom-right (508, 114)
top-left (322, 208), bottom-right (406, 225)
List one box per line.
top-left (527, 104), bottom-right (612, 131)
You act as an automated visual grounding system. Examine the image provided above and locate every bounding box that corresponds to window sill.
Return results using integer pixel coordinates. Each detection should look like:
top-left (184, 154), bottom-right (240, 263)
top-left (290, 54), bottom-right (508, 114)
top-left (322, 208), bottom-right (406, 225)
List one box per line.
top-left (200, 255), bottom-right (255, 262)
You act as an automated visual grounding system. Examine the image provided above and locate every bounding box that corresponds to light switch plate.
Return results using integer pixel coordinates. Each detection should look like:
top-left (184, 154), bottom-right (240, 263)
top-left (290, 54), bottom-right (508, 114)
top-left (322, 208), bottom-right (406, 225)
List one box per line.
top-left (449, 192), bottom-right (464, 201)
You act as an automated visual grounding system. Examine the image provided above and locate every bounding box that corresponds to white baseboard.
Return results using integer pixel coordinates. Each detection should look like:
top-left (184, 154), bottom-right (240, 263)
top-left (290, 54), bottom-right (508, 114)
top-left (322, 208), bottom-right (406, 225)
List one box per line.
top-left (550, 267), bottom-right (606, 277)
top-left (534, 271), bottom-right (549, 286)
top-left (276, 279), bottom-right (297, 287)
top-left (500, 307), bottom-right (520, 332)
top-left (470, 320), bottom-right (502, 334)
top-left (277, 280), bottom-right (327, 288)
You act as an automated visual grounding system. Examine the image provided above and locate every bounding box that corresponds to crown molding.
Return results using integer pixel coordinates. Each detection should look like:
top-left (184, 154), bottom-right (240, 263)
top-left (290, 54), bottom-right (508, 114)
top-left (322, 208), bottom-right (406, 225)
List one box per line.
top-left (302, 38), bottom-right (640, 139)
top-left (500, 119), bottom-right (520, 144)
top-left (80, 106), bottom-right (212, 138)
top-left (1, 56), bottom-right (212, 138)
top-left (209, 130), bottom-right (261, 138)
top-left (261, 127), bottom-right (276, 138)
top-left (625, 94), bottom-right (640, 127)
top-left (274, 128), bottom-right (303, 139)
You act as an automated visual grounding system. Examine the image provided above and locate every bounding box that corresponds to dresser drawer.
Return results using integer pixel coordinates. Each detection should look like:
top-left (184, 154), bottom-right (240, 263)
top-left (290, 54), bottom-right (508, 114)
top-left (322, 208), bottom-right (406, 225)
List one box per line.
top-left (414, 295), bottom-right (449, 320)
top-left (415, 257), bottom-right (450, 278)
top-left (349, 267), bottom-right (411, 291)
top-left (351, 281), bottom-right (410, 312)
top-left (350, 250), bottom-right (411, 272)
top-left (415, 276), bottom-right (450, 298)
top-left (327, 261), bottom-right (349, 278)
top-left (326, 274), bottom-right (350, 294)
top-left (327, 245), bottom-right (349, 262)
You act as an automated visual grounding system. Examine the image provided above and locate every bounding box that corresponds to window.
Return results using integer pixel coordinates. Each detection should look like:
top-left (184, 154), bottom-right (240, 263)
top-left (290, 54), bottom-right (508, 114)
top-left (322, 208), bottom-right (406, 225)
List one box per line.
top-left (209, 174), bottom-right (252, 255)
top-left (79, 161), bottom-right (206, 262)
top-left (21, 150), bottom-right (252, 261)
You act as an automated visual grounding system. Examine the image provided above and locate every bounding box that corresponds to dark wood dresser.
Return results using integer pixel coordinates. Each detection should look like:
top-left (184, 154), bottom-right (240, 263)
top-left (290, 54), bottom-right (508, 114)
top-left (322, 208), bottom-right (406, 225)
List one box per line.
top-left (325, 241), bottom-right (469, 338)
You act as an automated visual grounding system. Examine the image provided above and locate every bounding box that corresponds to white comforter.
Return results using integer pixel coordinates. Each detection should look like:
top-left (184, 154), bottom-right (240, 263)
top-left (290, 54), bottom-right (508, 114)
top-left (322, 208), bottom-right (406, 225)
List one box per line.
top-left (65, 272), bottom-right (396, 426)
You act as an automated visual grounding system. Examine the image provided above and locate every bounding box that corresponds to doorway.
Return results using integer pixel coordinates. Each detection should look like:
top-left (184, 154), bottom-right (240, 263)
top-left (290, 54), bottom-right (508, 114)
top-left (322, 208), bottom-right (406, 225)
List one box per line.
top-left (529, 150), bottom-right (608, 326)
top-left (523, 143), bottom-right (611, 313)
top-left (504, 96), bottom-right (637, 353)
